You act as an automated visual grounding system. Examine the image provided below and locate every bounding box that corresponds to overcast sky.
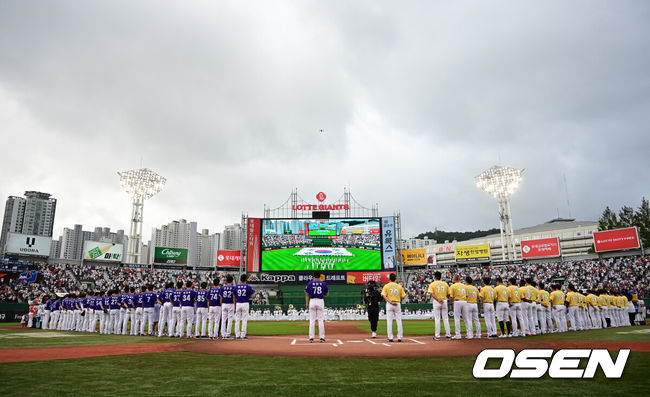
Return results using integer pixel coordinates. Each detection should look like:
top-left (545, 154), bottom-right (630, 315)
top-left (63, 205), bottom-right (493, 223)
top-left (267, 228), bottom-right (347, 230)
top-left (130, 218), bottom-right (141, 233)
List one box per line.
top-left (1, 1), bottom-right (649, 240)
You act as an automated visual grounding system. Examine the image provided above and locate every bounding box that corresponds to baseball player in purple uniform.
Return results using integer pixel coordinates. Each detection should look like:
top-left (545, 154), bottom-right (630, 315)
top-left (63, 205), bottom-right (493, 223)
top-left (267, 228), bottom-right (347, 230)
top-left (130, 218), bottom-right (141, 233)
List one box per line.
top-left (220, 275), bottom-right (236, 340)
top-left (306, 271), bottom-right (328, 342)
top-left (58, 296), bottom-right (68, 330)
top-left (180, 281), bottom-right (197, 338)
top-left (82, 293), bottom-right (92, 332)
top-left (157, 282), bottom-right (175, 337)
top-left (141, 285), bottom-right (158, 336)
top-left (102, 292), bottom-right (111, 334)
top-left (121, 288), bottom-right (135, 335)
top-left (88, 292), bottom-right (98, 332)
top-left (207, 279), bottom-right (222, 340)
top-left (195, 282), bottom-right (209, 338)
top-left (109, 290), bottom-right (121, 334)
top-left (50, 297), bottom-right (61, 330)
top-left (42, 296), bottom-right (52, 330)
top-left (234, 274), bottom-right (255, 340)
top-left (170, 281), bottom-right (183, 337)
top-left (133, 287), bottom-right (146, 335)
top-left (117, 287), bottom-right (129, 335)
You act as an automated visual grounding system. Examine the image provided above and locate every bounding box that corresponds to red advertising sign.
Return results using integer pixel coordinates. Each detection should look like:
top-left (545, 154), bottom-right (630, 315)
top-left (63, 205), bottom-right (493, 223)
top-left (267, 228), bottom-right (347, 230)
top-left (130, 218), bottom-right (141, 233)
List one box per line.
top-left (346, 271), bottom-right (396, 284)
top-left (593, 227), bottom-right (640, 252)
top-left (246, 218), bottom-right (261, 272)
top-left (217, 250), bottom-right (241, 267)
top-left (521, 237), bottom-right (561, 258)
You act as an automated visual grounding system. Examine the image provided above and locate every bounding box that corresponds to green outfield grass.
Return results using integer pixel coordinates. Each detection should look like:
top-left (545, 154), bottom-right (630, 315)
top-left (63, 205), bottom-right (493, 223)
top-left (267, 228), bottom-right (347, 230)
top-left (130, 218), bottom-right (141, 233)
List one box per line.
top-left (0, 352), bottom-right (648, 396)
top-left (261, 247), bottom-right (381, 271)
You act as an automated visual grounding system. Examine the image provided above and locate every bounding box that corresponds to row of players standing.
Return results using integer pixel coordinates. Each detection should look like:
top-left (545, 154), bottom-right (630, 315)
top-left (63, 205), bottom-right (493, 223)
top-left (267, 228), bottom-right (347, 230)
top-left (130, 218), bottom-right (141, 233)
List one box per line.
top-left (427, 272), bottom-right (637, 340)
top-left (39, 274), bottom-right (255, 340)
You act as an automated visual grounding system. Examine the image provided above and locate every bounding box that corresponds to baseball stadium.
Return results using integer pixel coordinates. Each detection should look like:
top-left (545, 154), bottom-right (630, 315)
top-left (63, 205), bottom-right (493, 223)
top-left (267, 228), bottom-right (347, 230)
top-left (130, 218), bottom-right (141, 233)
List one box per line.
top-left (1, 186), bottom-right (650, 397)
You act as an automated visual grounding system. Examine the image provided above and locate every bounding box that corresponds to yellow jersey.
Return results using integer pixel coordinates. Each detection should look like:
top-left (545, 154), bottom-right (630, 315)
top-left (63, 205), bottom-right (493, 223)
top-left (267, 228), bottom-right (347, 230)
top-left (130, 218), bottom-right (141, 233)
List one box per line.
top-left (494, 285), bottom-right (508, 302)
top-left (550, 290), bottom-right (565, 305)
top-left (381, 282), bottom-right (405, 303)
top-left (522, 286), bottom-right (534, 302)
top-left (586, 294), bottom-right (598, 307)
top-left (449, 282), bottom-right (467, 301)
top-left (531, 287), bottom-right (540, 303)
top-left (539, 289), bottom-right (550, 307)
top-left (507, 285), bottom-right (522, 303)
top-left (566, 291), bottom-right (579, 307)
top-left (466, 285), bottom-right (479, 304)
top-left (427, 280), bottom-right (449, 301)
top-left (600, 295), bottom-right (610, 307)
top-left (577, 294), bottom-right (584, 307)
top-left (480, 285), bottom-right (495, 303)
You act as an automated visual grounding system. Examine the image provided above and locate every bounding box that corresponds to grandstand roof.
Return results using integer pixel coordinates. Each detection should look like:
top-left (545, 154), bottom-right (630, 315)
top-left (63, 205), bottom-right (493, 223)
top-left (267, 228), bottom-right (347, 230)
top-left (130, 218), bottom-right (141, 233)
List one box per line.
top-left (479, 219), bottom-right (598, 240)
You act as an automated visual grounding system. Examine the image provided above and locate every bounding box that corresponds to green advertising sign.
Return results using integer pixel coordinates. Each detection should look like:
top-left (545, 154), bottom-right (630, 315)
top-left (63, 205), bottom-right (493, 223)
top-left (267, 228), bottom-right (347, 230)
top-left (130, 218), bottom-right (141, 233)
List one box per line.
top-left (154, 247), bottom-right (188, 264)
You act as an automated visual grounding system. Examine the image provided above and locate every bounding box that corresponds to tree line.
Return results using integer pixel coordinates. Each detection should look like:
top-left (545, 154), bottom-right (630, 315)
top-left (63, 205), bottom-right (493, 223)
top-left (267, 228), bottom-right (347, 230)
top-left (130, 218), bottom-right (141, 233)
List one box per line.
top-left (598, 197), bottom-right (649, 249)
top-left (415, 228), bottom-right (500, 243)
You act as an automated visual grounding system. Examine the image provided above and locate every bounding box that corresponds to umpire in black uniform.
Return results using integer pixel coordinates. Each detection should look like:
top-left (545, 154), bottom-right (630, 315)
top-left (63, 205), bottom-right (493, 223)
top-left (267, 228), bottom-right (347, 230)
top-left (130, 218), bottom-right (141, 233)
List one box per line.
top-left (362, 280), bottom-right (382, 338)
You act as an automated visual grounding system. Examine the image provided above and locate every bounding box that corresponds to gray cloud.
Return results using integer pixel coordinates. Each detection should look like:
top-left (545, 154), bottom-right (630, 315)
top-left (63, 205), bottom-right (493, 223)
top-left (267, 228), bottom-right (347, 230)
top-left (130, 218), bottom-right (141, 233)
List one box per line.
top-left (0, 0), bottom-right (648, 239)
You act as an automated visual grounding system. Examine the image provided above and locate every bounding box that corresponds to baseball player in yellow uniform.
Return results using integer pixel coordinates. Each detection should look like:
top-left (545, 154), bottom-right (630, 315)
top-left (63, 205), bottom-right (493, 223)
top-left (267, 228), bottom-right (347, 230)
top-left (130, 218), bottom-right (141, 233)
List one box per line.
top-left (427, 271), bottom-right (451, 340)
top-left (449, 274), bottom-right (469, 339)
top-left (565, 284), bottom-right (579, 331)
top-left (493, 277), bottom-right (511, 337)
top-left (480, 277), bottom-right (497, 338)
top-left (586, 290), bottom-right (600, 329)
top-left (381, 273), bottom-right (406, 342)
top-left (550, 284), bottom-right (567, 332)
top-left (507, 278), bottom-right (525, 337)
top-left (465, 277), bottom-right (481, 339)
top-left (537, 283), bottom-right (552, 334)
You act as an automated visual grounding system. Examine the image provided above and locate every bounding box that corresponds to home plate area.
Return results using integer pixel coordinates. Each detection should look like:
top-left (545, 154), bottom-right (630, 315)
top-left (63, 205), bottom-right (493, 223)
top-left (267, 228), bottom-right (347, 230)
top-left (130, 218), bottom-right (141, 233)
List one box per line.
top-left (290, 338), bottom-right (426, 347)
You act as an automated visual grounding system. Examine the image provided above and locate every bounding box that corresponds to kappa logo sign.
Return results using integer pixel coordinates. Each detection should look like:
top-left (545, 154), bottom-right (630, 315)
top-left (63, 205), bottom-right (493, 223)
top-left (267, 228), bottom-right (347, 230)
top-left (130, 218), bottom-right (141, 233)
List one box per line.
top-left (473, 349), bottom-right (630, 379)
top-left (25, 237), bottom-right (36, 248)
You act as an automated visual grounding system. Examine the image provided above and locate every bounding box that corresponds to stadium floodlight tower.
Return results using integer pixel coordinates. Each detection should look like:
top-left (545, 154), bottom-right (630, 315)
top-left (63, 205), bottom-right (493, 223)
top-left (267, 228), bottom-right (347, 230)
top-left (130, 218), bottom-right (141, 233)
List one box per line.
top-left (118, 168), bottom-right (166, 264)
top-left (475, 165), bottom-right (524, 261)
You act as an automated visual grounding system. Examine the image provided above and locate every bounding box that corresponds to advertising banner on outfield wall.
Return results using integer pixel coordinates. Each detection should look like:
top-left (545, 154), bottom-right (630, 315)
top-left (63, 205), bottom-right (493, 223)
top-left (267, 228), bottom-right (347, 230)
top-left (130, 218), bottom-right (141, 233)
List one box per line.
top-left (6, 233), bottom-right (51, 257)
top-left (346, 271), bottom-right (396, 284)
top-left (455, 244), bottom-right (490, 263)
top-left (245, 272), bottom-right (348, 284)
top-left (83, 241), bottom-right (124, 262)
top-left (520, 237), bottom-right (560, 259)
top-left (217, 250), bottom-right (241, 267)
top-left (402, 249), bottom-right (426, 265)
top-left (381, 217), bottom-right (396, 269)
top-left (593, 227), bottom-right (640, 252)
top-left (247, 218), bottom-right (261, 272)
top-left (153, 247), bottom-right (188, 265)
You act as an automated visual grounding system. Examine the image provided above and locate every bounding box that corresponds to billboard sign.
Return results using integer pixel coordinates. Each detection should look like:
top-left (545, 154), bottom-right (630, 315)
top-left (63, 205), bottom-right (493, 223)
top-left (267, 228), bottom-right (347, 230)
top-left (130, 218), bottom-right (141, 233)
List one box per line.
top-left (153, 247), bottom-right (188, 265)
top-left (5, 233), bottom-right (51, 257)
top-left (455, 244), bottom-right (490, 263)
top-left (520, 237), bottom-right (560, 259)
top-left (381, 217), bottom-right (396, 269)
top-left (83, 241), bottom-right (124, 262)
top-left (402, 249), bottom-right (426, 265)
top-left (217, 250), bottom-right (241, 267)
top-left (247, 218), bottom-right (261, 272)
top-left (346, 271), bottom-right (396, 284)
top-left (593, 227), bottom-right (640, 252)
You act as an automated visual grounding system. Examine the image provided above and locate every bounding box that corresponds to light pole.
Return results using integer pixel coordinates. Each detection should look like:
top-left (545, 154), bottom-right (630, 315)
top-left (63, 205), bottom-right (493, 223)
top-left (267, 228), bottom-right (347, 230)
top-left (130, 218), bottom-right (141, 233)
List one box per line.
top-left (118, 168), bottom-right (166, 264)
top-left (475, 165), bottom-right (523, 261)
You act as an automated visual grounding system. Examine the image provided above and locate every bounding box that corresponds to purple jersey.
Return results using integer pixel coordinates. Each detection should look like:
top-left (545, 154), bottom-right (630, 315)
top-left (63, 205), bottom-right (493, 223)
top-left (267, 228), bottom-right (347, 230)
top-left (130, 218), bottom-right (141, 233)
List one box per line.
top-left (52, 301), bottom-right (60, 311)
top-left (102, 297), bottom-right (110, 310)
top-left (220, 285), bottom-right (235, 304)
top-left (109, 295), bottom-right (120, 310)
top-left (235, 284), bottom-right (254, 303)
top-left (196, 290), bottom-right (208, 308)
top-left (45, 300), bottom-right (52, 311)
top-left (305, 280), bottom-right (328, 299)
top-left (143, 292), bottom-right (157, 308)
top-left (180, 289), bottom-right (197, 307)
top-left (124, 294), bottom-right (134, 308)
top-left (160, 288), bottom-right (174, 303)
top-left (135, 293), bottom-right (145, 308)
top-left (208, 287), bottom-right (221, 306)
top-left (171, 289), bottom-right (181, 307)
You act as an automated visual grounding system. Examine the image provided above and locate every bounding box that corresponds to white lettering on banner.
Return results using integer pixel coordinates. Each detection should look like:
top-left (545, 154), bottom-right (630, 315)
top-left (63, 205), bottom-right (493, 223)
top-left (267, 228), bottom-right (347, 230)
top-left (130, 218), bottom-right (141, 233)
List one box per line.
top-left (473, 349), bottom-right (630, 379)
top-left (161, 249), bottom-right (182, 257)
